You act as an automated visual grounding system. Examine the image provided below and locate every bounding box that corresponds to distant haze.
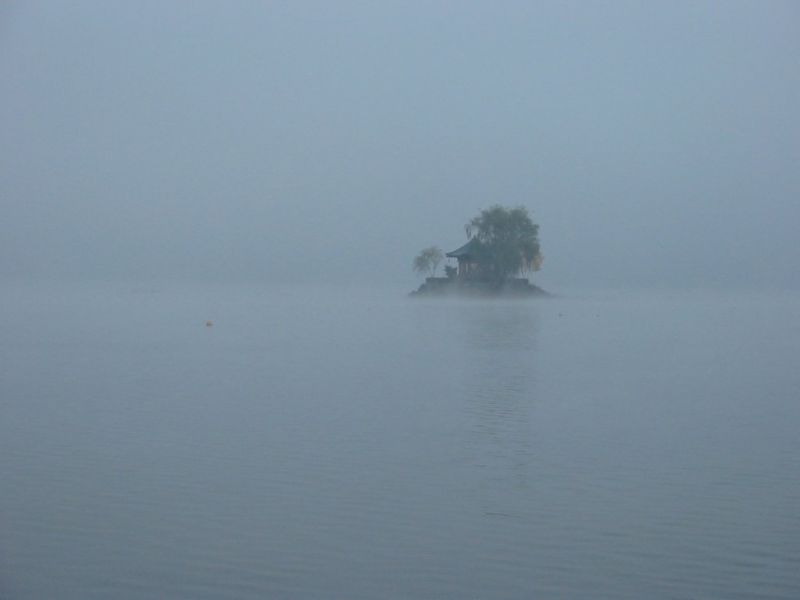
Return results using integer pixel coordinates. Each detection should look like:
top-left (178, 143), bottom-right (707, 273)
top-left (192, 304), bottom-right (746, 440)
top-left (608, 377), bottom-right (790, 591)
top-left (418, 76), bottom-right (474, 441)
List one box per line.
top-left (2, 1), bottom-right (798, 289)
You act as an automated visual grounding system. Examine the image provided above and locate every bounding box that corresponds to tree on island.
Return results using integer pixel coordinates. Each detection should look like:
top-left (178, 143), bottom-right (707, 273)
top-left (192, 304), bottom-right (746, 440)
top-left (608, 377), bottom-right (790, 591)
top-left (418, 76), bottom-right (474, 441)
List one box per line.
top-left (412, 246), bottom-right (444, 278)
top-left (465, 205), bottom-right (542, 283)
top-left (409, 206), bottom-right (546, 296)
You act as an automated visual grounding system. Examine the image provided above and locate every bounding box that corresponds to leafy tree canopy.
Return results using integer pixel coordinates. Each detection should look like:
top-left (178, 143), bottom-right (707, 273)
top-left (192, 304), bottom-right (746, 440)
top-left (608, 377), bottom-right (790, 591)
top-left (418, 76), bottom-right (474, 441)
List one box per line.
top-left (412, 246), bottom-right (444, 277)
top-left (465, 205), bottom-right (542, 282)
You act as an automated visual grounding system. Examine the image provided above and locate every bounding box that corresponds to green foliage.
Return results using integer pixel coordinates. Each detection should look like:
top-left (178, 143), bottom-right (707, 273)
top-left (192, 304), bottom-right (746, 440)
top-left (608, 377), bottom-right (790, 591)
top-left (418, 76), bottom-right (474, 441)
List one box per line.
top-left (465, 205), bottom-right (542, 282)
top-left (412, 246), bottom-right (444, 277)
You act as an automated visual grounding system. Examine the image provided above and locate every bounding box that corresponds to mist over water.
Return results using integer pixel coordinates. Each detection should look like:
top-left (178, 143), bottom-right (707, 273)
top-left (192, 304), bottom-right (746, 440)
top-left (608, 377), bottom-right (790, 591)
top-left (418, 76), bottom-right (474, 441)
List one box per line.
top-left (2, 1), bottom-right (800, 289)
top-left (2, 1), bottom-right (800, 598)
top-left (2, 283), bottom-right (798, 599)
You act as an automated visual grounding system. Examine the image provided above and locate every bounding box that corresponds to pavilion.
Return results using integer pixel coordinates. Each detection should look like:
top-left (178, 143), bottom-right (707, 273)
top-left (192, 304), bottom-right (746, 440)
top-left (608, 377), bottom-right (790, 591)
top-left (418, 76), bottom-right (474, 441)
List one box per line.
top-left (446, 238), bottom-right (482, 278)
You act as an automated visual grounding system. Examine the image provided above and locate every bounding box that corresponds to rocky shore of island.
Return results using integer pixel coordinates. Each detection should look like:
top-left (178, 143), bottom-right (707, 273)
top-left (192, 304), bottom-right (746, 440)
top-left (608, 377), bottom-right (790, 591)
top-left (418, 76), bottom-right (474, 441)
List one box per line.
top-left (410, 276), bottom-right (549, 298)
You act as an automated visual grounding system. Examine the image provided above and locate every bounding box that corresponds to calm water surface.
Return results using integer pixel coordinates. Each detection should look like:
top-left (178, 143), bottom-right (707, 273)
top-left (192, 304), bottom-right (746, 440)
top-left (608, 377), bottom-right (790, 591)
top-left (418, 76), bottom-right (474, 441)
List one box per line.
top-left (1, 283), bottom-right (799, 599)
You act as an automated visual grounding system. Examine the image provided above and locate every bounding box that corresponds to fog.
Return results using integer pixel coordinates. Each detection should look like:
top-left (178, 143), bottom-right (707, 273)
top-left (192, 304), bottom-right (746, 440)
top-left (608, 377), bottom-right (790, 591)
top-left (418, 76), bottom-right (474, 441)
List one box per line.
top-left (4, 6), bottom-right (800, 597)
top-left (2, 1), bottom-right (799, 289)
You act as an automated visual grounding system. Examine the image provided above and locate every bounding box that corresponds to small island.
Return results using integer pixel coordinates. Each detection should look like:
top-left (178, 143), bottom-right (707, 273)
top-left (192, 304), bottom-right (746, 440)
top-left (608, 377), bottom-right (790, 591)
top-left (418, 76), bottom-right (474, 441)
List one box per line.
top-left (410, 205), bottom-right (549, 298)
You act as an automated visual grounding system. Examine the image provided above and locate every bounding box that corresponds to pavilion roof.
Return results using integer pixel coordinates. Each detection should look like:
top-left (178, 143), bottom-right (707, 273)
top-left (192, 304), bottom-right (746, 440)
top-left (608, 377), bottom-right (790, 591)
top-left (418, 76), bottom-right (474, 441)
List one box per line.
top-left (446, 238), bottom-right (481, 258)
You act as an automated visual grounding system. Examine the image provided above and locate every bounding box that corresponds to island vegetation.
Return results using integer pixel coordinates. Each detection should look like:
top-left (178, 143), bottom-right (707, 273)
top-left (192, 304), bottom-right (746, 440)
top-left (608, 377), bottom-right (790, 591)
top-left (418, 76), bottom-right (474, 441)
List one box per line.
top-left (411, 205), bottom-right (547, 297)
top-left (412, 246), bottom-right (444, 278)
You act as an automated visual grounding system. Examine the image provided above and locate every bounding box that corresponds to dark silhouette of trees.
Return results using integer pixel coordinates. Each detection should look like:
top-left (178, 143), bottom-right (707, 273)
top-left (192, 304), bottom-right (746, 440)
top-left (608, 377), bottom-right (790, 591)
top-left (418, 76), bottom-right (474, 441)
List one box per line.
top-left (412, 246), bottom-right (444, 277)
top-left (465, 205), bottom-right (542, 282)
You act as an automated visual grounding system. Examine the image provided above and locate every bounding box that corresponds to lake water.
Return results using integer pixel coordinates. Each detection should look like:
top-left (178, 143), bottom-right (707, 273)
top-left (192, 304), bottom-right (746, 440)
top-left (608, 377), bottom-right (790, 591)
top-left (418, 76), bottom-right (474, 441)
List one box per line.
top-left (1, 283), bottom-right (798, 599)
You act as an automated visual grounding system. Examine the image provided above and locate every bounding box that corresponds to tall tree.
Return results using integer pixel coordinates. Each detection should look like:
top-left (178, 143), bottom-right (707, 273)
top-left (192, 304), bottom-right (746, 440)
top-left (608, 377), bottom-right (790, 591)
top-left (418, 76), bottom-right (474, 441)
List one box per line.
top-left (465, 205), bottom-right (542, 282)
top-left (412, 246), bottom-right (444, 277)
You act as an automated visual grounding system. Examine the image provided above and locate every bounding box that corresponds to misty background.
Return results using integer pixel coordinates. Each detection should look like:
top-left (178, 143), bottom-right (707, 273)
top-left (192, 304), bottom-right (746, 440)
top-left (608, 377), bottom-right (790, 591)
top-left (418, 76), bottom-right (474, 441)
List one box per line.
top-left (2, 1), bottom-right (799, 290)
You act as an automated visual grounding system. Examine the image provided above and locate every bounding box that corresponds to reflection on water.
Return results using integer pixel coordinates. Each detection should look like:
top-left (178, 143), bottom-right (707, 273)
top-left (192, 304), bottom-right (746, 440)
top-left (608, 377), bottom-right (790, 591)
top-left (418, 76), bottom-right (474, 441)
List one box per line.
top-left (454, 304), bottom-right (539, 490)
top-left (2, 285), bottom-right (799, 599)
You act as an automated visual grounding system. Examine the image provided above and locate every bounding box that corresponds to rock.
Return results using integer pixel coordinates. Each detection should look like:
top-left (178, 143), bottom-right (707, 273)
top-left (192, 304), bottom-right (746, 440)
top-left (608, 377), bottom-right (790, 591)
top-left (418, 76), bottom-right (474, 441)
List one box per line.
top-left (410, 277), bottom-right (550, 298)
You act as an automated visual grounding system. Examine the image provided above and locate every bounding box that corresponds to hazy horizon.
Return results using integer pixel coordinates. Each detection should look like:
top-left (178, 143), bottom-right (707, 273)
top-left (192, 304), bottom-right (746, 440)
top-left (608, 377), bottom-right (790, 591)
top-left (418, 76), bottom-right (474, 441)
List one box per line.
top-left (3, 7), bottom-right (800, 596)
top-left (2, 1), bottom-right (799, 290)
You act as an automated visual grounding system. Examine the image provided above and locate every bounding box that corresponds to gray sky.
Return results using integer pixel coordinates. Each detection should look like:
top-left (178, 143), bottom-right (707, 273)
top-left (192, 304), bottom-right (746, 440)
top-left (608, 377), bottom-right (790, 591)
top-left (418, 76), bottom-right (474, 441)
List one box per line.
top-left (2, 1), bottom-right (799, 289)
